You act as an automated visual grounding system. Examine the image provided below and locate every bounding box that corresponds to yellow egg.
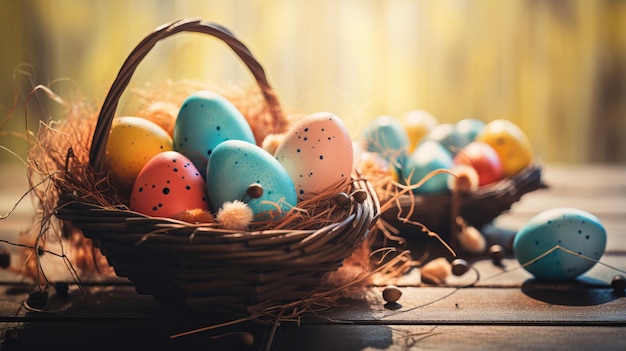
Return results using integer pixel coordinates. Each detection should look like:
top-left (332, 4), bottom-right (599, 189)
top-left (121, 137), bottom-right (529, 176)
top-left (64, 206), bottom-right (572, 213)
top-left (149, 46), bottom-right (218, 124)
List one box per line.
top-left (105, 116), bottom-right (174, 192)
top-left (476, 119), bottom-right (533, 176)
top-left (402, 109), bottom-right (438, 152)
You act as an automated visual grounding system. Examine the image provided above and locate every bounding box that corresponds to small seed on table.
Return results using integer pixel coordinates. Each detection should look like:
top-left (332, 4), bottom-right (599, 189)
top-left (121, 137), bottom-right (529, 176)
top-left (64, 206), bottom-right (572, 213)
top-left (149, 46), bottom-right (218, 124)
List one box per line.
top-left (26, 290), bottom-right (48, 310)
top-left (382, 285), bottom-right (402, 303)
top-left (451, 258), bottom-right (470, 276)
top-left (488, 244), bottom-right (506, 265)
top-left (611, 274), bottom-right (626, 294)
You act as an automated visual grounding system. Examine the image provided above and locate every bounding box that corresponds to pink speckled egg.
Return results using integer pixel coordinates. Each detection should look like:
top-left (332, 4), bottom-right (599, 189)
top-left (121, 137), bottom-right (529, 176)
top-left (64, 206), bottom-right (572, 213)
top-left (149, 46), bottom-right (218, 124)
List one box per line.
top-left (130, 151), bottom-right (209, 218)
top-left (274, 112), bottom-right (353, 199)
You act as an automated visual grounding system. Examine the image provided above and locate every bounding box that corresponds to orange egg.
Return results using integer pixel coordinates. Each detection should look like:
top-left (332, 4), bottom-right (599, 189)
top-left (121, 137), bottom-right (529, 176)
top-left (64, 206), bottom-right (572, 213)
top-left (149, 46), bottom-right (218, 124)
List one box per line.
top-left (130, 151), bottom-right (209, 218)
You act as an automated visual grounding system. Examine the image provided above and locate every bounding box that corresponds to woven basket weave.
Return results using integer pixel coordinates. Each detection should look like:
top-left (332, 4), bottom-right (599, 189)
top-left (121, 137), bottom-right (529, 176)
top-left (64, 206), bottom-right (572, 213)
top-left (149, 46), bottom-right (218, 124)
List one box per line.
top-left (381, 163), bottom-right (546, 242)
top-left (53, 18), bottom-right (380, 312)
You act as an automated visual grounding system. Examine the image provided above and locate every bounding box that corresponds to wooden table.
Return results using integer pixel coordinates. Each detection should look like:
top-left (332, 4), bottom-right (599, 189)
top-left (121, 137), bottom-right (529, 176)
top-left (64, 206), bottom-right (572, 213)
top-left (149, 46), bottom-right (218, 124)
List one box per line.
top-left (0, 163), bottom-right (625, 350)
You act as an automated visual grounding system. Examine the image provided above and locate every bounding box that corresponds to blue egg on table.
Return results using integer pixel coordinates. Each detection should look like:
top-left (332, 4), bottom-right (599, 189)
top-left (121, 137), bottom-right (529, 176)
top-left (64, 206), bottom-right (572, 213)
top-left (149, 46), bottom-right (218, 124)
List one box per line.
top-left (402, 140), bottom-right (453, 195)
top-left (173, 90), bottom-right (255, 177)
top-left (206, 140), bottom-right (297, 220)
top-left (513, 208), bottom-right (607, 281)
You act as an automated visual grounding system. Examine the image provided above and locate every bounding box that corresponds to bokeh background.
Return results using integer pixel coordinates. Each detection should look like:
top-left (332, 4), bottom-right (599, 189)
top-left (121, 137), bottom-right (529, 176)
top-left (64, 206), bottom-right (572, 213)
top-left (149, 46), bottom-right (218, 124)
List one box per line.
top-left (1, 0), bottom-right (625, 165)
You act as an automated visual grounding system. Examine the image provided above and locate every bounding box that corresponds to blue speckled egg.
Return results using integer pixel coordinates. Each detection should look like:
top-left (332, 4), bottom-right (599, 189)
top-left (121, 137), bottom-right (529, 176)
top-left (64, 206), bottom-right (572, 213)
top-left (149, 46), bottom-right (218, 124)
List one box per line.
top-left (363, 115), bottom-right (410, 167)
top-left (513, 208), bottom-right (607, 281)
top-left (173, 91), bottom-right (255, 177)
top-left (455, 118), bottom-right (485, 144)
top-left (206, 140), bottom-right (297, 220)
top-left (422, 123), bottom-right (469, 156)
top-left (402, 140), bottom-right (453, 194)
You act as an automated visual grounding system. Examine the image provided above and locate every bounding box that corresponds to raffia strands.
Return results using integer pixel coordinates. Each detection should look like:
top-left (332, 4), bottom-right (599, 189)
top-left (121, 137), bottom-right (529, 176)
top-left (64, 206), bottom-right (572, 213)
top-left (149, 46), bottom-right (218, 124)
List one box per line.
top-left (18, 82), bottom-right (382, 290)
top-left (21, 93), bottom-right (115, 283)
top-left (18, 81), bottom-right (355, 283)
top-left (15, 20), bottom-right (392, 316)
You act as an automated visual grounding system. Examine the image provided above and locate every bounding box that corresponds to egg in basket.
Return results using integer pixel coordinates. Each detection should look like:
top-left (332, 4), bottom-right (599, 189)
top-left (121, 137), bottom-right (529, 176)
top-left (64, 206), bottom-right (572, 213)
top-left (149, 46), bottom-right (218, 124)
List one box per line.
top-left (21, 18), bottom-right (381, 314)
top-left (356, 110), bottom-right (546, 256)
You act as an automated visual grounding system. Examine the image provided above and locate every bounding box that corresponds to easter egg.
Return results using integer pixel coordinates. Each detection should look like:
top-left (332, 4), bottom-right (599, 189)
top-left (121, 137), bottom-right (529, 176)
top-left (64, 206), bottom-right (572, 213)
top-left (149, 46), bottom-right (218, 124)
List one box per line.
top-left (130, 151), bottom-right (209, 218)
top-left (476, 119), bottom-right (533, 176)
top-left (173, 91), bottom-right (255, 178)
top-left (137, 101), bottom-right (179, 136)
top-left (402, 110), bottom-right (438, 152)
top-left (454, 141), bottom-right (505, 186)
top-left (403, 140), bottom-right (453, 194)
top-left (363, 115), bottom-right (410, 167)
top-left (455, 118), bottom-right (485, 144)
top-left (274, 112), bottom-right (353, 199)
top-left (206, 140), bottom-right (297, 220)
top-left (105, 116), bottom-right (174, 192)
top-left (423, 123), bottom-right (469, 156)
top-left (513, 208), bottom-right (607, 281)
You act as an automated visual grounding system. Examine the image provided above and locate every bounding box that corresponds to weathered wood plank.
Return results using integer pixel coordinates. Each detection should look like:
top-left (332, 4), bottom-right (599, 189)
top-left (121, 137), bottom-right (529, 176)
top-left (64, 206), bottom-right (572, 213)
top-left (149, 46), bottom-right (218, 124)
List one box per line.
top-left (273, 324), bottom-right (626, 351)
top-left (0, 164), bottom-right (625, 350)
top-left (315, 286), bottom-right (626, 324)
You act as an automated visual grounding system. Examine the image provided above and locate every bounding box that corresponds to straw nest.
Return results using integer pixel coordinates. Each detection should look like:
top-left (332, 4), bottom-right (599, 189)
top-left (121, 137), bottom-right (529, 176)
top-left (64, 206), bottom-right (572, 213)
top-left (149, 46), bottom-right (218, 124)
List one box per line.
top-left (13, 19), bottom-right (416, 322)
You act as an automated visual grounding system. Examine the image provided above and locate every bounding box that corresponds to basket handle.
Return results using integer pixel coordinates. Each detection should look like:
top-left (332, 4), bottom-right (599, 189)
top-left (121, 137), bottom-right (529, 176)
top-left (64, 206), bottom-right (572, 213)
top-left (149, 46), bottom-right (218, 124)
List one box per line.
top-left (89, 18), bottom-right (285, 173)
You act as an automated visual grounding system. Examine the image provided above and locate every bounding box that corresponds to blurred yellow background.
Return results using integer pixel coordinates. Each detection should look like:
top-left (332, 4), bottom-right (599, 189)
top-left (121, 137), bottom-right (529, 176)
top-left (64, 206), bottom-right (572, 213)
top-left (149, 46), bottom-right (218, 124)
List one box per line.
top-left (1, 0), bottom-right (625, 165)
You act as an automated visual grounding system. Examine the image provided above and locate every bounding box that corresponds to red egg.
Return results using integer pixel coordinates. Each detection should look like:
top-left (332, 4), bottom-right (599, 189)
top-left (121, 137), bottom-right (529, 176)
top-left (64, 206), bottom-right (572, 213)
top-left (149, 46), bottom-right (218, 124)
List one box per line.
top-left (453, 141), bottom-right (505, 186)
top-left (130, 151), bottom-right (209, 218)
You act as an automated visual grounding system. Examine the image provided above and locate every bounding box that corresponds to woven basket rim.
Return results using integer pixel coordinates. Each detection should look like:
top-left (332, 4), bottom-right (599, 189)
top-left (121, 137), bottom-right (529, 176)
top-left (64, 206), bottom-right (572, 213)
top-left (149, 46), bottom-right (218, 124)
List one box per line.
top-left (380, 162), bottom-right (546, 237)
top-left (389, 162), bottom-right (546, 205)
top-left (50, 18), bottom-right (381, 309)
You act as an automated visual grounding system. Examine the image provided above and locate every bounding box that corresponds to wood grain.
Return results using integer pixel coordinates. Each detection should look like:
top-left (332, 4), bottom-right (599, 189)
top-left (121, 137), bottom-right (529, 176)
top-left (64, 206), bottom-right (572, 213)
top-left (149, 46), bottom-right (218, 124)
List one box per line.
top-left (0, 163), bottom-right (624, 350)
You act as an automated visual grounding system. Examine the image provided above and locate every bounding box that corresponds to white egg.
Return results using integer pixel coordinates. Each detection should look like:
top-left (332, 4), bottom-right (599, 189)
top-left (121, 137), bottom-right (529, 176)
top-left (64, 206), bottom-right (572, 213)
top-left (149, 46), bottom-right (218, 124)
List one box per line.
top-left (274, 112), bottom-right (354, 199)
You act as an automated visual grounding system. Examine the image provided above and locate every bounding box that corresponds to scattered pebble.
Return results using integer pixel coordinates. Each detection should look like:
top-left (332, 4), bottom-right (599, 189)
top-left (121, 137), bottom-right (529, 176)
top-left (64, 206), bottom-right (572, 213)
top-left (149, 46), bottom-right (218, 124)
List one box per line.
top-left (382, 285), bottom-right (402, 303)
top-left (611, 275), bottom-right (626, 295)
top-left (451, 258), bottom-right (470, 276)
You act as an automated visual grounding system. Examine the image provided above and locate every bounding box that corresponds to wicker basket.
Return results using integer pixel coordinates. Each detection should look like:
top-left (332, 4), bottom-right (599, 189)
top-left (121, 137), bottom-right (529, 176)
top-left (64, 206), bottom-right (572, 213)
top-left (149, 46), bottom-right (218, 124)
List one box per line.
top-left (53, 18), bottom-right (380, 312)
top-left (380, 163), bottom-right (546, 245)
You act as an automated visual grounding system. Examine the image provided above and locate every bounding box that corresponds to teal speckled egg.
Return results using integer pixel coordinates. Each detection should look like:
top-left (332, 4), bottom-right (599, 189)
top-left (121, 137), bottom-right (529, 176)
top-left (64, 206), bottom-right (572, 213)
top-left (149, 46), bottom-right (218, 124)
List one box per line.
top-left (206, 140), bottom-right (297, 220)
top-left (455, 118), bottom-right (485, 144)
top-left (422, 123), bottom-right (469, 156)
top-left (513, 208), bottom-right (606, 281)
top-left (363, 115), bottom-right (410, 166)
top-left (173, 91), bottom-right (255, 178)
top-left (402, 140), bottom-right (453, 195)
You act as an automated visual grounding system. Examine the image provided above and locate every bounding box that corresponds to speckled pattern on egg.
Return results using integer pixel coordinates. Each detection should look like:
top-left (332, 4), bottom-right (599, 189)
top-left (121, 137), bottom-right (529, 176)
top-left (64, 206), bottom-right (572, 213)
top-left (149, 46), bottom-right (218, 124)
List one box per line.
top-left (206, 140), bottom-right (297, 219)
top-left (363, 115), bottom-right (409, 162)
top-left (513, 207), bottom-right (607, 281)
top-left (274, 112), bottom-right (354, 198)
top-left (173, 91), bottom-right (255, 178)
top-left (105, 116), bottom-right (174, 192)
top-left (130, 151), bottom-right (209, 218)
top-left (403, 140), bottom-right (453, 194)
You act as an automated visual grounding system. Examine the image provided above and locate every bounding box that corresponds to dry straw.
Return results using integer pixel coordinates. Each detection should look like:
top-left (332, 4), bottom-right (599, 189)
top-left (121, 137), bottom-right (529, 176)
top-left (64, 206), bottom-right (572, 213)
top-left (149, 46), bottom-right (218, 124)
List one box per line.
top-left (357, 151), bottom-right (545, 251)
top-left (19, 18), bottom-right (390, 314)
